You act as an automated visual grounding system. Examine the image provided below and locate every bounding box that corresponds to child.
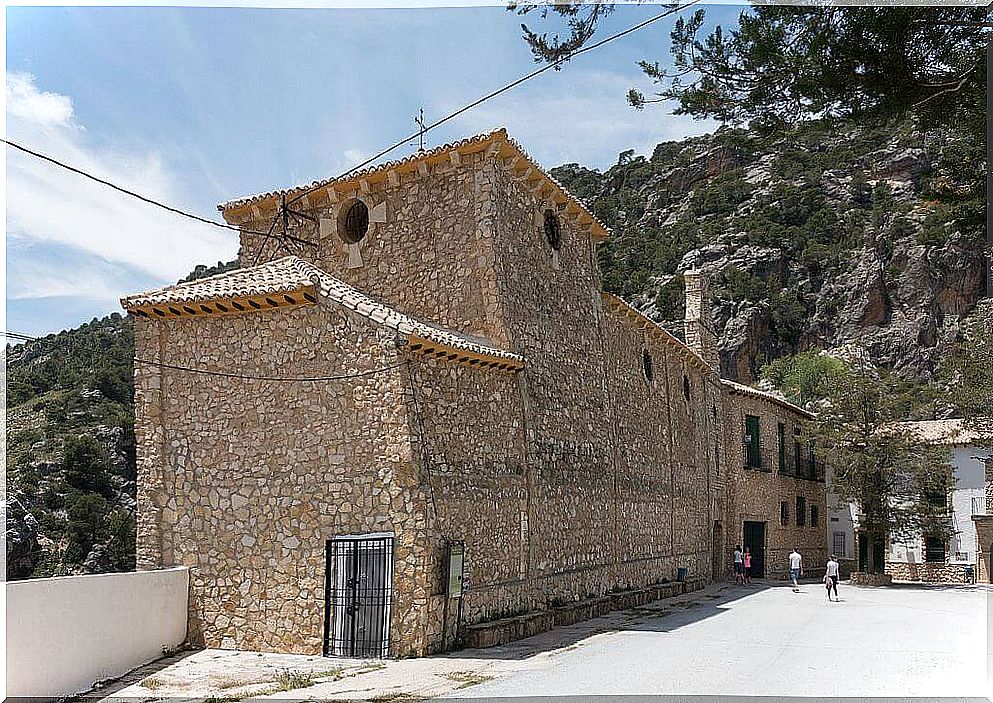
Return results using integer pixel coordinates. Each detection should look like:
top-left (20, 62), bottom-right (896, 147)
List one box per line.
top-left (743, 548), bottom-right (752, 585)
top-left (823, 573), bottom-right (834, 601)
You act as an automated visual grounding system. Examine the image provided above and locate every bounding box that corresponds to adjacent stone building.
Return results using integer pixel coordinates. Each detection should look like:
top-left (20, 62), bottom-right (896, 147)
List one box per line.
top-left (122, 129), bottom-right (825, 658)
top-left (722, 381), bottom-right (828, 579)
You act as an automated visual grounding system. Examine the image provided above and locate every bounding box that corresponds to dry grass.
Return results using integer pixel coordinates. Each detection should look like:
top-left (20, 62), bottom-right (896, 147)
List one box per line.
top-left (445, 670), bottom-right (494, 689)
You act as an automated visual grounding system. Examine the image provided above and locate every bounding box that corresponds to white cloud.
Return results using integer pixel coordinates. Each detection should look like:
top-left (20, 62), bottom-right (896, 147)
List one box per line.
top-left (6, 253), bottom-right (124, 304)
top-left (5, 73), bottom-right (74, 127)
top-left (5, 72), bottom-right (237, 296)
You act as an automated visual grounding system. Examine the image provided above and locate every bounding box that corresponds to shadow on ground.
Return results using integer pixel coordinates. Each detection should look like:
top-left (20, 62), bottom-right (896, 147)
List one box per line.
top-left (440, 581), bottom-right (779, 662)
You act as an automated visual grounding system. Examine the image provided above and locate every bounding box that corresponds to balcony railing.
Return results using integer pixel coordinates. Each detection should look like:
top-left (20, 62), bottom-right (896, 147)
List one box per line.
top-left (972, 496), bottom-right (988, 516)
top-left (778, 459), bottom-right (826, 483)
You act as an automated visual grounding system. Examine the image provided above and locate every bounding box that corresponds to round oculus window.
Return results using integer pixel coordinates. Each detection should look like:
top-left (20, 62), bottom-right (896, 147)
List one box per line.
top-left (341, 200), bottom-right (370, 244)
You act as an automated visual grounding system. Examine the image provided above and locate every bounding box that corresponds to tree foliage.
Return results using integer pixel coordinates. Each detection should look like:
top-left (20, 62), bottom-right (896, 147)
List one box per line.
top-left (760, 350), bottom-right (847, 408)
top-left (943, 301), bottom-right (993, 446)
top-left (516, 4), bottom-right (989, 139)
top-left (805, 355), bottom-right (953, 573)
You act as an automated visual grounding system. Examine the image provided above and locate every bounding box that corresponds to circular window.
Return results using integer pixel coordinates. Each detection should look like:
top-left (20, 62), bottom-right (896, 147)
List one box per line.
top-left (543, 210), bottom-right (561, 251)
top-left (341, 200), bottom-right (369, 244)
top-left (642, 349), bottom-right (654, 383)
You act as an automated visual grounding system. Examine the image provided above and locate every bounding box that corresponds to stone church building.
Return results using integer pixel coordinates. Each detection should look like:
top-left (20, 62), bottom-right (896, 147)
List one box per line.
top-left (122, 129), bottom-right (825, 658)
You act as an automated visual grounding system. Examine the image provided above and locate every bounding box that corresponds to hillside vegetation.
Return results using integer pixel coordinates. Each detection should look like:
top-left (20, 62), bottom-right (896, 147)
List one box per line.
top-left (556, 118), bottom-right (985, 381)
top-left (5, 117), bottom-right (988, 578)
top-left (6, 262), bottom-right (233, 579)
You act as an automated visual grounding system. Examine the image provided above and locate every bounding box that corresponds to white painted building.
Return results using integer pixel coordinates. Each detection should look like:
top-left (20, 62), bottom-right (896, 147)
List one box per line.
top-left (885, 419), bottom-right (990, 582)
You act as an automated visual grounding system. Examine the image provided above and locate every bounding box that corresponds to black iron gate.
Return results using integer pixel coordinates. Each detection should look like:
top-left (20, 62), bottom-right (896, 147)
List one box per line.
top-left (323, 534), bottom-right (394, 658)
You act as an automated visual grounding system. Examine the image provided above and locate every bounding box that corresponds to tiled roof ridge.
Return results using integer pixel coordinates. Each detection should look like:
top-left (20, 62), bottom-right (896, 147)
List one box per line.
top-left (120, 256), bottom-right (311, 309)
top-left (216, 128), bottom-right (609, 240)
top-left (601, 292), bottom-right (715, 375)
top-left (121, 256), bottom-right (523, 367)
top-left (721, 379), bottom-right (815, 419)
top-left (888, 418), bottom-right (990, 446)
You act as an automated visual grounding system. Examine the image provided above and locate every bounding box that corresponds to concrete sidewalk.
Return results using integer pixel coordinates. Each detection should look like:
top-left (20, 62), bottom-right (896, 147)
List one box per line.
top-left (91, 580), bottom-right (731, 701)
top-left (89, 580), bottom-right (988, 701)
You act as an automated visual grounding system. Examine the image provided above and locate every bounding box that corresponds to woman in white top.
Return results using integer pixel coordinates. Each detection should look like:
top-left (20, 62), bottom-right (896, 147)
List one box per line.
top-left (825, 554), bottom-right (840, 601)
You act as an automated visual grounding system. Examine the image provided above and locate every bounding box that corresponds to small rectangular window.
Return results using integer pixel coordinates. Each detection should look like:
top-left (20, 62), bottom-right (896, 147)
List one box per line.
top-left (745, 415), bottom-right (761, 468)
top-left (810, 505), bottom-right (819, 527)
top-left (925, 536), bottom-right (945, 563)
top-left (796, 496), bottom-right (807, 527)
top-left (780, 500), bottom-right (789, 526)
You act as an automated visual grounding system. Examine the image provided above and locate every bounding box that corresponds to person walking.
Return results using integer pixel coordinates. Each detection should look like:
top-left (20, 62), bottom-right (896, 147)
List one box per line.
top-left (743, 547), bottom-right (753, 585)
top-left (823, 573), bottom-right (834, 600)
top-left (825, 553), bottom-right (840, 601)
top-left (733, 545), bottom-right (744, 585)
top-left (789, 547), bottom-right (803, 592)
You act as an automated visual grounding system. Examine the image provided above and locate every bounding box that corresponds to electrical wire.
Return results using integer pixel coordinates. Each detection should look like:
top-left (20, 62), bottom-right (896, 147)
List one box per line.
top-left (283, 0), bottom-right (702, 209)
top-left (131, 358), bottom-right (403, 382)
top-left (3, 2), bottom-right (700, 247)
top-left (1, 138), bottom-right (269, 237)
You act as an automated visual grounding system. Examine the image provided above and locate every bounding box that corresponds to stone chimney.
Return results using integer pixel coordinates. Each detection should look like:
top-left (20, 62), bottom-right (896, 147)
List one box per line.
top-left (683, 270), bottom-right (720, 372)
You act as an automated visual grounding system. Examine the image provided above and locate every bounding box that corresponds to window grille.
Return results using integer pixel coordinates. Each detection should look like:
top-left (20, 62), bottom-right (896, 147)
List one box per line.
top-left (778, 423), bottom-right (786, 472)
top-left (796, 496), bottom-right (807, 527)
top-left (810, 505), bottom-right (819, 527)
top-left (832, 531), bottom-right (846, 557)
top-left (780, 501), bottom-right (789, 526)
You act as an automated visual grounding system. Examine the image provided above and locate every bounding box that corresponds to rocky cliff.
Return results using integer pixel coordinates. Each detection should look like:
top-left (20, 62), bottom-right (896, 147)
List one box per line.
top-left (555, 119), bottom-right (987, 382)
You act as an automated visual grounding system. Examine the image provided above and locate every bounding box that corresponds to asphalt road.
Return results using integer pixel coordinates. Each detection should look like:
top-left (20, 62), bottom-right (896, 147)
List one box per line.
top-left (452, 581), bottom-right (989, 698)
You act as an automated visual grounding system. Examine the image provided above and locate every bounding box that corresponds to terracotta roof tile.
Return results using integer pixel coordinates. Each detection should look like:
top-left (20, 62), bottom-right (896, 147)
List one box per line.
top-left (121, 256), bottom-right (523, 367)
top-left (217, 128), bottom-right (609, 241)
top-left (889, 419), bottom-right (989, 446)
top-left (721, 379), bottom-right (815, 419)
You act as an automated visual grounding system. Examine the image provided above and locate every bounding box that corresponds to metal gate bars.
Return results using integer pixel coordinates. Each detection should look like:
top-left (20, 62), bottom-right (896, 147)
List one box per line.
top-left (323, 534), bottom-right (394, 658)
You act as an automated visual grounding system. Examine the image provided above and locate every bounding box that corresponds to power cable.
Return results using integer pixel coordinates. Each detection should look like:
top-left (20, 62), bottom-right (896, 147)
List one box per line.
top-left (3, 1), bottom-right (700, 251)
top-left (131, 358), bottom-right (402, 382)
top-left (282, 0), bottom-right (702, 210)
top-left (1, 138), bottom-right (269, 236)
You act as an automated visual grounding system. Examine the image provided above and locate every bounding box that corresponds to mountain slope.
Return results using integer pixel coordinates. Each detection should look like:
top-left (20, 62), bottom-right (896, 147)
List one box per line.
top-left (5, 261), bottom-right (235, 579)
top-left (556, 118), bottom-right (986, 381)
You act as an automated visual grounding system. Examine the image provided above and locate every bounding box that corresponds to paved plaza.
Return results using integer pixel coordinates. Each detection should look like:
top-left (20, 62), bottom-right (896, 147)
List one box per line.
top-left (99, 580), bottom-right (989, 701)
top-left (455, 581), bottom-right (989, 698)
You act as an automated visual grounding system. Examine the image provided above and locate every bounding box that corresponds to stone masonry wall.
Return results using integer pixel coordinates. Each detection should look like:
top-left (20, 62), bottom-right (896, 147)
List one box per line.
top-left (133, 302), bottom-right (438, 657)
top-left (885, 560), bottom-right (973, 584)
top-left (237, 151), bottom-right (507, 346)
top-left (722, 391), bottom-right (827, 579)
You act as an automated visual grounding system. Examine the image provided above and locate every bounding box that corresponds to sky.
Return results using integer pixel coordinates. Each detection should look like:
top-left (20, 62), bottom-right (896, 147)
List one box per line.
top-left (5, 4), bottom-right (742, 337)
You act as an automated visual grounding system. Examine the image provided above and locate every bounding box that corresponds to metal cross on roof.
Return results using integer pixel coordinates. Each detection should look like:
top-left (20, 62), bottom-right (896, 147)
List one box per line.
top-left (414, 108), bottom-right (426, 153)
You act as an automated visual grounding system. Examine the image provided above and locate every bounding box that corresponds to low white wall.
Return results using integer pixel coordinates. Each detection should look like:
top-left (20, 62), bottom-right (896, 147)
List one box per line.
top-left (6, 566), bottom-right (188, 699)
